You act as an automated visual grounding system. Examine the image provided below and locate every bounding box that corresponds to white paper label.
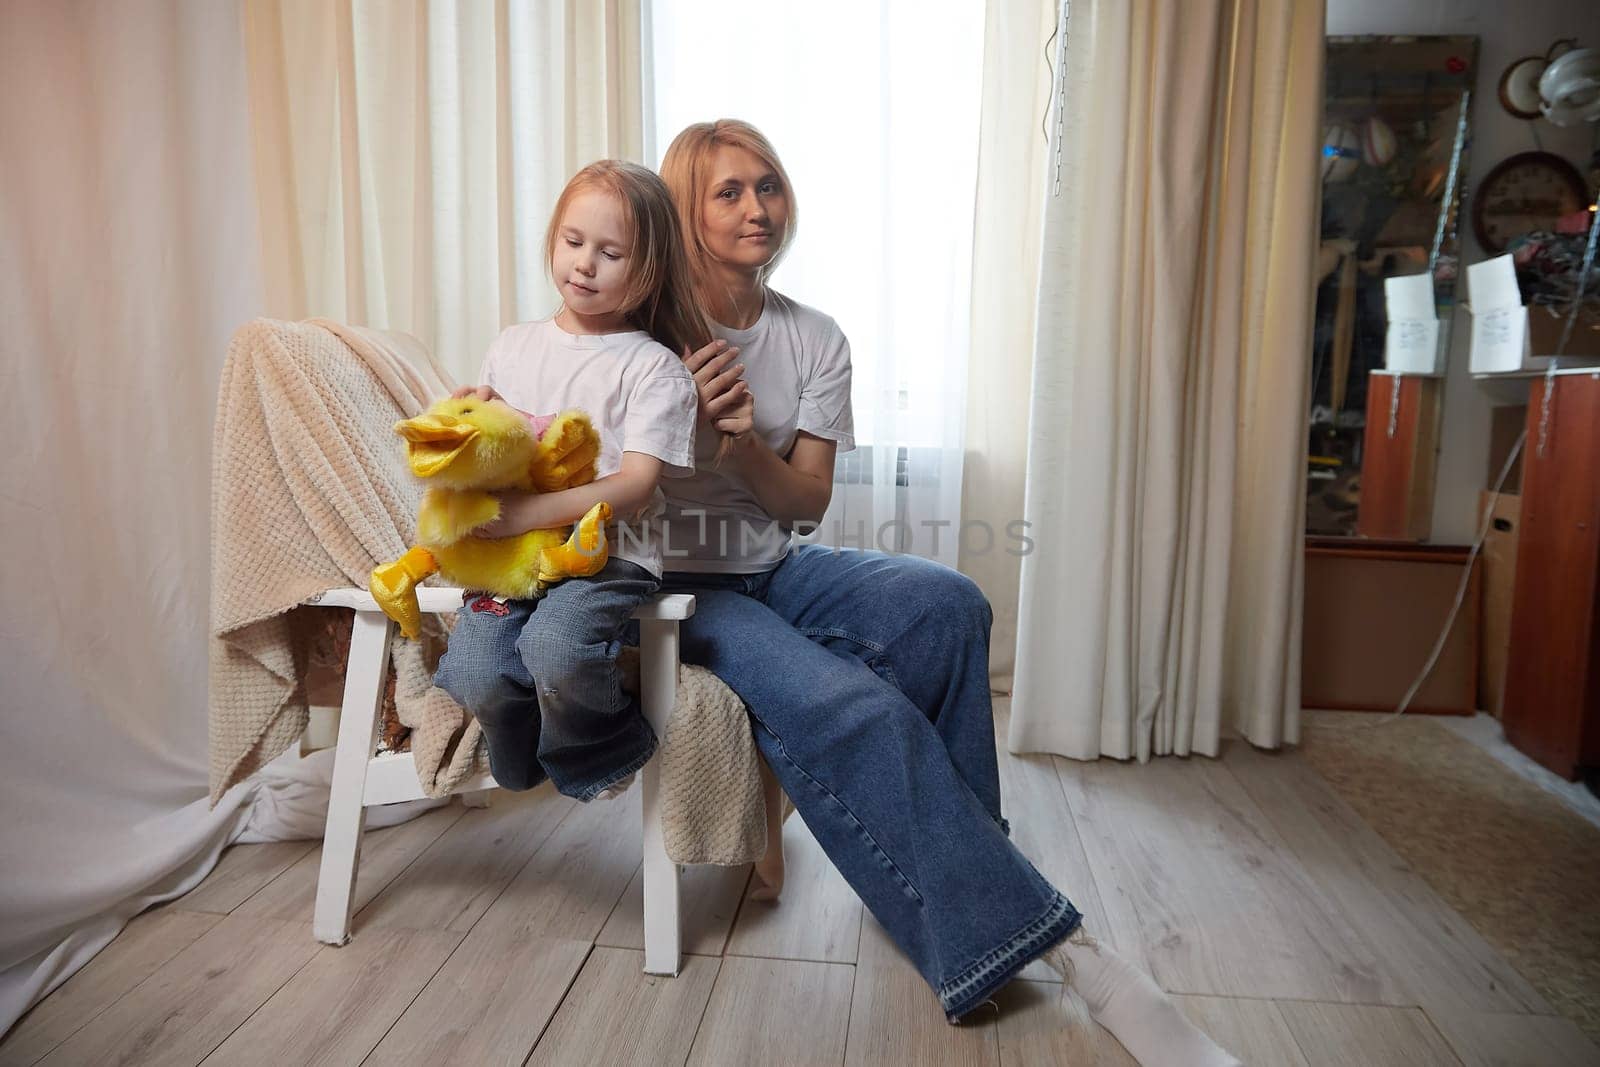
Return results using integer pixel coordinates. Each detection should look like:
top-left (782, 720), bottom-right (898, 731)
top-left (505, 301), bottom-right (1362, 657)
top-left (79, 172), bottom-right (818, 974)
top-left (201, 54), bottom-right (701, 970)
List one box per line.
top-left (1471, 306), bottom-right (1528, 373)
top-left (1383, 273), bottom-right (1440, 373)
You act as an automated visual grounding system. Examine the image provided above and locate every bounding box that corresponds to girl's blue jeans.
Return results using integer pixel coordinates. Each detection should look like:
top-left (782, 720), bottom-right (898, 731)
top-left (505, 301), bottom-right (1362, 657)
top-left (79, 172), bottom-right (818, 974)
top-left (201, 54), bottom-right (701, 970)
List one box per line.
top-left (658, 545), bottom-right (1082, 1021)
top-left (433, 558), bottom-right (659, 802)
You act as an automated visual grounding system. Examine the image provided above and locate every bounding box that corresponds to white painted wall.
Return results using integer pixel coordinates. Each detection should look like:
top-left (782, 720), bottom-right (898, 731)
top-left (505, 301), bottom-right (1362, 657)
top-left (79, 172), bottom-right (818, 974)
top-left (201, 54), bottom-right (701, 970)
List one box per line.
top-left (1325, 1), bottom-right (1600, 543)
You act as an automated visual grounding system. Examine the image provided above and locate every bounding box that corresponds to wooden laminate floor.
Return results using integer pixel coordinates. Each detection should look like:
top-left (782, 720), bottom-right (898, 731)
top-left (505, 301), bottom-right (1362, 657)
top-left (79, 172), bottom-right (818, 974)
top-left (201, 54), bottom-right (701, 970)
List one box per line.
top-left (4, 702), bottom-right (1595, 1066)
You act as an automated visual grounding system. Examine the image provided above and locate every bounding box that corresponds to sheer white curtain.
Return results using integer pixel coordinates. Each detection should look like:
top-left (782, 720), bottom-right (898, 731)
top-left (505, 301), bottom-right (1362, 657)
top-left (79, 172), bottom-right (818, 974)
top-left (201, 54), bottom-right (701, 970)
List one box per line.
top-left (650, 0), bottom-right (985, 568)
top-left (246, 0), bottom-right (647, 381)
top-left (959, 0), bottom-right (1058, 689)
top-left (1010, 0), bottom-right (1321, 761)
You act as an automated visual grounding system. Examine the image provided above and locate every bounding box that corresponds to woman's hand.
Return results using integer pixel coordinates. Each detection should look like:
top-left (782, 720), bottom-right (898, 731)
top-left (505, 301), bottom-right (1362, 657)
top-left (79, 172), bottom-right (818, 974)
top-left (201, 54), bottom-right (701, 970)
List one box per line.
top-left (451, 384), bottom-right (502, 402)
top-left (683, 340), bottom-right (750, 424)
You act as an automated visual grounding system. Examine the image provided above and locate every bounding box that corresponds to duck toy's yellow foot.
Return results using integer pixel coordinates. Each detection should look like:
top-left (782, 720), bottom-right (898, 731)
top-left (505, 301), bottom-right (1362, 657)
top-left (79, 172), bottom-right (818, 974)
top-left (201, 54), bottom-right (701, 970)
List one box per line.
top-left (370, 545), bottom-right (438, 638)
top-left (539, 501), bottom-right (614, 584)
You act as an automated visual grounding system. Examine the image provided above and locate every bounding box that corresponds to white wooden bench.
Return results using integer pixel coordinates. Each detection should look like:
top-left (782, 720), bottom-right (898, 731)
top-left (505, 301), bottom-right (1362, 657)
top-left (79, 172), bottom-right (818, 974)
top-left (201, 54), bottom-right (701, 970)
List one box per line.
top-left (304, 586), bottom-right (694, 976)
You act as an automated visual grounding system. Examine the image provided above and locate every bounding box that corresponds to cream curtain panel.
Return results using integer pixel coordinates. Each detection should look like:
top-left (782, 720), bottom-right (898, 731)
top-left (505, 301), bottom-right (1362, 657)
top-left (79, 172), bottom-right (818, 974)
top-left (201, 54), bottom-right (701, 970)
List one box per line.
top-left (1010, 0), bottom-right (1322, 760)
top-left (244, 0), bottom-right (646, 380)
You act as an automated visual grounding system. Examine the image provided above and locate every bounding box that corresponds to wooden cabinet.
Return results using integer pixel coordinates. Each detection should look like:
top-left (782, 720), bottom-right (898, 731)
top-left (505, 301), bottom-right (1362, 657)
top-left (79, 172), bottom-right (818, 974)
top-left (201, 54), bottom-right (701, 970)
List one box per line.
top-left (1303, 538), bottom-right (1478, 715)
top-left (1502, 371), bottom-right (1600, 780)
top-left (1357, 372), bottom-right (1443, 541)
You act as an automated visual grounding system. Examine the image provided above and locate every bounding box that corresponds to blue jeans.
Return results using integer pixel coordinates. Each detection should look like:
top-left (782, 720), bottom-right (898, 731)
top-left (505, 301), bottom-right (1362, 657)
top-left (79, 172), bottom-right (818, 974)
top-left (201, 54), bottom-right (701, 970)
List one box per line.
top-left (659, 545), bottom-right (1081, 1021)
top-left (433, 558), bottom-right (659, 801)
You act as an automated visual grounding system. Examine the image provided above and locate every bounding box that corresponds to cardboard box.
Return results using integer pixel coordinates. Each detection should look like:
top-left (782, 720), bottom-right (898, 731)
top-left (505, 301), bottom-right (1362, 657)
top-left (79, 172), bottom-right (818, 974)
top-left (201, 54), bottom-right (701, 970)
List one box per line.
top-left (1478, 491), bottom-right (1520, 720)
top-left (1529, 304), bottom-right (1600, 359)
top-left (1486, 405), bottom-right (1527, 494)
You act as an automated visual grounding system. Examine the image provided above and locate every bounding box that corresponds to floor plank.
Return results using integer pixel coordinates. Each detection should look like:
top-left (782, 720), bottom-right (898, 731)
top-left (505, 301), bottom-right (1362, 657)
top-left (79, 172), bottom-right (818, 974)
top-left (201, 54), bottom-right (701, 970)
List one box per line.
top-left (991, 979), bottom-right (1136, 1066)
top-left (597, 861), bottom-right (753, 957)
top-left (854, 913), bottom-right (902, 971)
top-left (1055, 752), bottom-right (1402, 1004)
top-left (1425, 1008), bottom-right (1600, 1067)
top-left (201, 926), bottom-right (462, 1065)
top-left (34, 916), bottom-right (321, 1067)
top-left (1224, 742), bottom-right (1550, 1016)
top-left (364, 932), bottom-right (590, 1066)
top-left (844, 960), bottom-right (997, 1067)
top-left (1173, 994), bottom-right (1311, 1067)
top-left (725, 815), bottom-right (863, 965)
top-left (994, 701), bottom-right (1112, 980)
top-left (687, 955), bottom-right (854, 1066)
top-left (172, 841), bottom-right (317, 916)
top-left (0, 908), bottom-right (223, 1066)
top-left (468, 789), bottom-right (643, 943)
top-left (232, 803), bottom-right (464, 924)
top-left (356, 785), bottom-right (574, 934)
top-left (1276, 1001), bottom-right (1464, 1066)
top-left (527, 948), bottom-right (719, 1067)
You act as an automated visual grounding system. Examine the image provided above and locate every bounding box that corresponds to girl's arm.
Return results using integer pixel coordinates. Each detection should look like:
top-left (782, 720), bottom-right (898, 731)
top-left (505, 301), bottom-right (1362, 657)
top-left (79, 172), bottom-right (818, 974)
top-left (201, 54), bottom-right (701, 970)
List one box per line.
top-left (725, 431), bottom-right (836, 525)
top-left (478, 452), bottom-right (664, 537)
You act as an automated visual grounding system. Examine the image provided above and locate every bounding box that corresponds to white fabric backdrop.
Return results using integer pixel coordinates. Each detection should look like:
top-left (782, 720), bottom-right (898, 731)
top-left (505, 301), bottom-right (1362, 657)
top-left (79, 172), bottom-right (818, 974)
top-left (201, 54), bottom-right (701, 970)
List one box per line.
top-left (1010, 0), bottom-right (1321, 760)
top-left (651, 0), bottom-right (985, 569)
top-left (0, 1), bottom-right (436, 1040)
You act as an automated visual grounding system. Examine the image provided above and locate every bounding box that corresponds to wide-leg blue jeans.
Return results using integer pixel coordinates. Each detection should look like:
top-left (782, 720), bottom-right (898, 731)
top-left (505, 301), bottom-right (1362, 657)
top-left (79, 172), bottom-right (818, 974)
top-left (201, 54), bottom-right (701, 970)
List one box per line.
top-left (660, 545), bottom-right (1082, 1021)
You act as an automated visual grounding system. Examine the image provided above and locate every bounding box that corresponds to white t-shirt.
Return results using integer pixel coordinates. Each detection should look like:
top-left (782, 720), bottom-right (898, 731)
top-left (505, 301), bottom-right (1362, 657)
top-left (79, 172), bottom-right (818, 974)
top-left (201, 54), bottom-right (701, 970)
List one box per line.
top-left (481, 318), bottom-right (698, 577)
top-left (659, 290), bottom-right (855, 573)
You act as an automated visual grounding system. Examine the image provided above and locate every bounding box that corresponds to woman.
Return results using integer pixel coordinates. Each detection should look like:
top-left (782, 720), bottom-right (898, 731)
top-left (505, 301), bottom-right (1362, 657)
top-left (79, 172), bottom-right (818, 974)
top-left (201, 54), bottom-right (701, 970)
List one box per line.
top-left (655, 120), bottom-right (1240, 1067)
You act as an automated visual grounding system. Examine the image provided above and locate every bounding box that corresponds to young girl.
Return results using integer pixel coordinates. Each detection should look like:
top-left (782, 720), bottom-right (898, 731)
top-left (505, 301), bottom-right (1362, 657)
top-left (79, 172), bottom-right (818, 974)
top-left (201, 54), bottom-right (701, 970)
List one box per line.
top-left (433, 160), bottom-right (706, 803)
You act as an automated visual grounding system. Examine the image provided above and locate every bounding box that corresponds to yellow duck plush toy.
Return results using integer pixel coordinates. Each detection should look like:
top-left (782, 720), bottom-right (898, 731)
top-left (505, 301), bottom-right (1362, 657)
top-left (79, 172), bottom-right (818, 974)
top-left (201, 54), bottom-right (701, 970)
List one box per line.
top-left (371, 396), bottom-right (612, 639)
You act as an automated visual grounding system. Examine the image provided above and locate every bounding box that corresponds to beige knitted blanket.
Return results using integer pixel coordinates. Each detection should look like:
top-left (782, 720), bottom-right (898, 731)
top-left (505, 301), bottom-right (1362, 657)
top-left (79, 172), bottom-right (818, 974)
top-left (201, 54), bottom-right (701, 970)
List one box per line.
top-left (208, 318), bottom-right (766, 865)
top-left (209, 317), bottom-right (479, 805)
top-left (621, 651), bottom-right (767, 866)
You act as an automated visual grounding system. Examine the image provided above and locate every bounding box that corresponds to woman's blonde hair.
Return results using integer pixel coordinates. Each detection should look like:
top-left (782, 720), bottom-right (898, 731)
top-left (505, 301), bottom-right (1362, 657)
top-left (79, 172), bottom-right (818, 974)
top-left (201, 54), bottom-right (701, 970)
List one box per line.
top-left (658, 119), bottom-right (797, 314)
top-left (544, 159), bottom-right (711, 356)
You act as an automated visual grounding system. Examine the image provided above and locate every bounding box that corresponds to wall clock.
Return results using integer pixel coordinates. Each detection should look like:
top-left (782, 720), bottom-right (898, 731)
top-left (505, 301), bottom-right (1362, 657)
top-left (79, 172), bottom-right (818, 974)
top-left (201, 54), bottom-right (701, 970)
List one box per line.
top-left (1471, 151), bottom-right (1590, 253)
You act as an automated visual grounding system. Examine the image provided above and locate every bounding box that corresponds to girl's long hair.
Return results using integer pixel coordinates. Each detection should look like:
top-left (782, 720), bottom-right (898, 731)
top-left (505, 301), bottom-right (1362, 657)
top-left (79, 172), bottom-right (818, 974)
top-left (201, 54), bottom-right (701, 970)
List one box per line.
top-left (544, 160), bottom-right (712, 357)
top-left (658, 119), bottom-right (797, 320)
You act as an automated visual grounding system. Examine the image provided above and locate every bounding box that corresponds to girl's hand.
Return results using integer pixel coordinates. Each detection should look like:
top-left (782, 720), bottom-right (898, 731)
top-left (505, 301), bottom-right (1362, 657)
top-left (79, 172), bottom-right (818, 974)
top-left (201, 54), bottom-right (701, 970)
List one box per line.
top-left (683, 340), bottom-right (749, 422)
top-left (477, 490), bottom-right (533, 538)
top-left (713, 388), bottom-right (755, 440)
top-left (451, 384), bottom-right (502, 402)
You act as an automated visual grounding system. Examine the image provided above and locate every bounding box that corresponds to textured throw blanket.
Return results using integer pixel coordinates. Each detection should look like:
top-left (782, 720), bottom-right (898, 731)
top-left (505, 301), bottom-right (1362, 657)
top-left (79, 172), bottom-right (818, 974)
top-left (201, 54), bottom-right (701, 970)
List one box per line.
top-left (208, 317), bottom-right (478, 804)
top-left (208, 318), bottom-right (766, 865)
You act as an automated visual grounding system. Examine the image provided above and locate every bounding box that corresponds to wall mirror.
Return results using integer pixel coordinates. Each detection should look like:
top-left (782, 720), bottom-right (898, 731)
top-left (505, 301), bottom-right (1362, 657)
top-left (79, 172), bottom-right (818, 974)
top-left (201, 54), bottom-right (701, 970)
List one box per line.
top-left (1307, 35), bottom-right (1478, 537)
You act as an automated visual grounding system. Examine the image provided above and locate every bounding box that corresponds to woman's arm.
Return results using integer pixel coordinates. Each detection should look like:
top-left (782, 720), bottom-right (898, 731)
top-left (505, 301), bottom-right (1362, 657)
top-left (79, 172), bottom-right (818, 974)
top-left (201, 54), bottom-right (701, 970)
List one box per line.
top-left (682, 337), bottom-right (836, 524)
top-left (478, 452), bottom-right (664, 537)
top-left (725, 431), bottom-right (835, 525)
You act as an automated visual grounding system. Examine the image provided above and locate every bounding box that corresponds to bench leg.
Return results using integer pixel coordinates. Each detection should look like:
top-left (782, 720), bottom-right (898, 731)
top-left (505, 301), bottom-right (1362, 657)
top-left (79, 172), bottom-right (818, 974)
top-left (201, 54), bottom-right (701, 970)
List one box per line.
top-left (638, 618), bottom-right (682, 976)
top-left (750, 756), bottom-right (788, 901)
top-left (313, 610), bottom-right (392, 945)
top-left (459, 789), bottom-right (493, 809)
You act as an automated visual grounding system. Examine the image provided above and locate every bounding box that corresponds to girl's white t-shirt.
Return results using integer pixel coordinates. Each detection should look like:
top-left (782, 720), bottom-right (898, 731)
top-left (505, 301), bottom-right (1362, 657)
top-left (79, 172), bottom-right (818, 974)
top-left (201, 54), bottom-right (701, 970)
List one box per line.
top-left (480, 318), bottom-right (698, 578)
top-left (658, 289), bottom-right (855, 573)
